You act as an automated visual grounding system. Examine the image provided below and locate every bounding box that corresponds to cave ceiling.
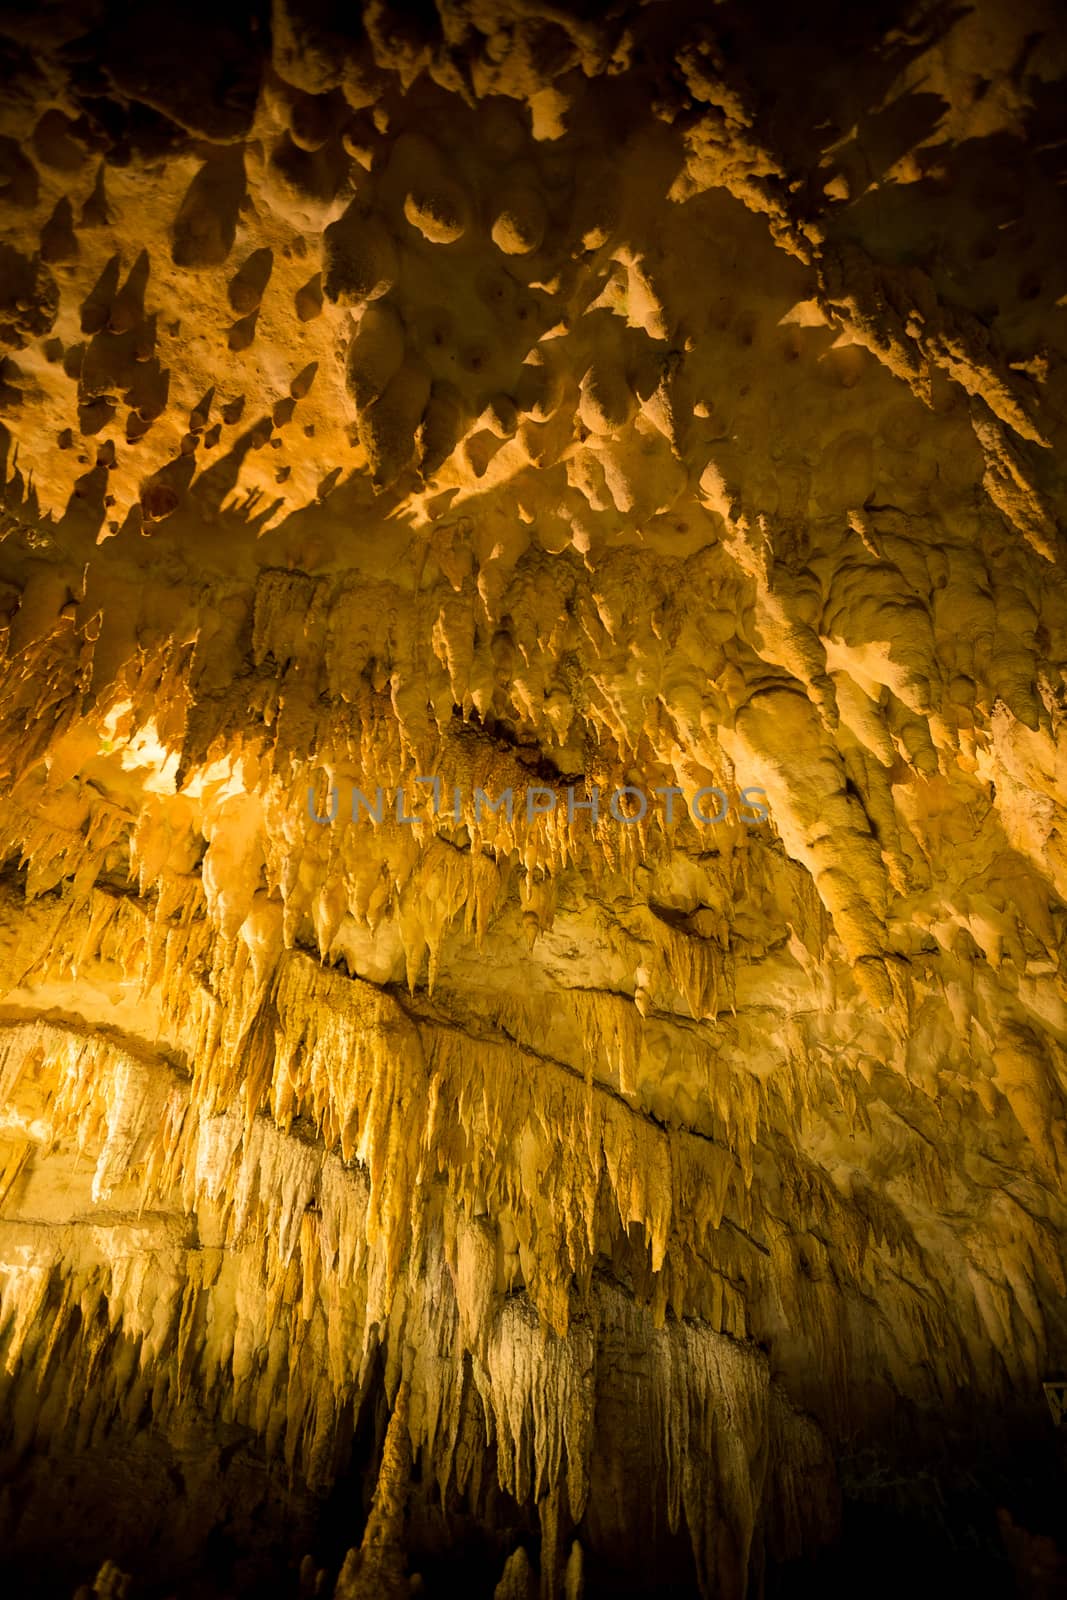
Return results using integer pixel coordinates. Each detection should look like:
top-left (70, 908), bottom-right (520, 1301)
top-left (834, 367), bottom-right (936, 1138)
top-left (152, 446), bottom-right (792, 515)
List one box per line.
top-left (0, 1), bottom-right (1065, 1596)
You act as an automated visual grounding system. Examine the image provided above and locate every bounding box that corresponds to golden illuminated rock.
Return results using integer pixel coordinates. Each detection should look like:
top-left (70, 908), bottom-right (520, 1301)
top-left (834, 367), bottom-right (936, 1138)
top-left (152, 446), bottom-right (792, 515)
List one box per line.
top-left (0, 0), bottom-right (1064, 1595)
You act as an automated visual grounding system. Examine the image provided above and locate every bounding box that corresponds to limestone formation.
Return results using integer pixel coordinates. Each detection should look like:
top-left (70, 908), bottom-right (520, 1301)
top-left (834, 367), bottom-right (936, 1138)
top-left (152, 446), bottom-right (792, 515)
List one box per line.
top-left (0, 0), bottom-right (1065, 1595)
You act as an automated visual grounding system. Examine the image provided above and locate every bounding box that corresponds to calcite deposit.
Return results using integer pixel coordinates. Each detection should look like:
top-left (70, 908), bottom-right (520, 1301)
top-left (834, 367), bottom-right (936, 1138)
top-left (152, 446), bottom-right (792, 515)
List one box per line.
top-left (0, 0), bottom-right (1065, 1594)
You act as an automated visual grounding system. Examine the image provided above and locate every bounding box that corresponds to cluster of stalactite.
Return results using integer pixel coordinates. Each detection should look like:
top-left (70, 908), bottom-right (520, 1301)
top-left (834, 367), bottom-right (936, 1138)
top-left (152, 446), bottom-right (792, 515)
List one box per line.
top-left (0, 0), bottom-right (1066, 1592)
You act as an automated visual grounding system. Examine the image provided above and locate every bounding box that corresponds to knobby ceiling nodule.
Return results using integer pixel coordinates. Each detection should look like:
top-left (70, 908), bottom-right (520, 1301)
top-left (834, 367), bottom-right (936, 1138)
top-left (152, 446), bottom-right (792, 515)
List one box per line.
top-left (0, 0), bottom-right (1065, 1596)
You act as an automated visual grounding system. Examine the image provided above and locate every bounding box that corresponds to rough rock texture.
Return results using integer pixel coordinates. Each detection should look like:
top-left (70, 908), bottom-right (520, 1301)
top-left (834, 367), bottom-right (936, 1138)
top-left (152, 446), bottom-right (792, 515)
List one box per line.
top-left (0, 0), bottom-right (1066, 1595)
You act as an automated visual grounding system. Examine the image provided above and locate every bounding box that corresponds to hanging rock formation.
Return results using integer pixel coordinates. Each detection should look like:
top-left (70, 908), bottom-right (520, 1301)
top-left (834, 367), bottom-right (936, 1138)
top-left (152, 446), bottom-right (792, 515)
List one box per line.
top-left (0, 0), bottom-right (1065, 1594)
